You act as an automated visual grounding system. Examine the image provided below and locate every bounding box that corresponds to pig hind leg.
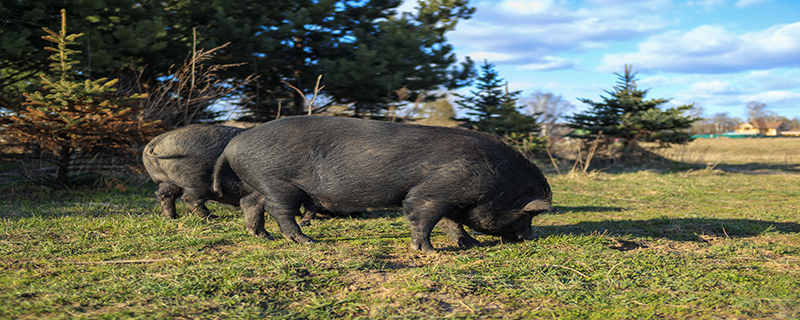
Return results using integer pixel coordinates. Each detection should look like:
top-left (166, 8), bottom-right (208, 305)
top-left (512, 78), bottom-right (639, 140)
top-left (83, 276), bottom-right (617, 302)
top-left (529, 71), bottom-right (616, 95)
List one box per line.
top-left (437, 217), bottom-right (481, 248)
top-left (260, 185), bottom-right (316, 244)
top-left (156, 183), bottom-right (183, 219)
top-left (266, 203), bottom-right (316, 244)
top-left (182, 188), bottom-right (216, 219)
top-left (402, 197), bottom-right (452, 253)
top-left (240, 192), bottom-right (273, 240)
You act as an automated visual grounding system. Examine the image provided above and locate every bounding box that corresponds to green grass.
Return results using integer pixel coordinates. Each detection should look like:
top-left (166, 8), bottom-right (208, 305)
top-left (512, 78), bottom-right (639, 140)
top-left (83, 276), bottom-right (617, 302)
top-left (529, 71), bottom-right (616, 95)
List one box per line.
top-left (1, 165), bottom-right (799, 318)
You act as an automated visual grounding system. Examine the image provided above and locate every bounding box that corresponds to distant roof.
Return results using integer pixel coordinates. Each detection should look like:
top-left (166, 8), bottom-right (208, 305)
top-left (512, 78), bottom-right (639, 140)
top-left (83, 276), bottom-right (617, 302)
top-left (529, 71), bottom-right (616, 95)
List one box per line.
top-left (741, 120), bottom-right (785, 129)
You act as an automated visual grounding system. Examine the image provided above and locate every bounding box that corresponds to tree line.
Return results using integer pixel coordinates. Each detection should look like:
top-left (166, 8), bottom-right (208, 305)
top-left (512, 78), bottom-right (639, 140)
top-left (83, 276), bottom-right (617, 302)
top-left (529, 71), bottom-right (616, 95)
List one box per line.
top-left (1, 0), bottom-right (475, 122)
top-left (1, 1), bottom-right (706, 188)
top-left (690, 101), bottom-right (800, 135)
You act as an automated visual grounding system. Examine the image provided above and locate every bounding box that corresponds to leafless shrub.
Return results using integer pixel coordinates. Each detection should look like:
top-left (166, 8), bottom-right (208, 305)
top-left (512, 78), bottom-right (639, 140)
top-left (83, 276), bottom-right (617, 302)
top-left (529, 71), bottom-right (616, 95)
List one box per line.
top-left (134, 43), bottom-right (255, 127)
top-left (283, 75), bottom-right (324, 117)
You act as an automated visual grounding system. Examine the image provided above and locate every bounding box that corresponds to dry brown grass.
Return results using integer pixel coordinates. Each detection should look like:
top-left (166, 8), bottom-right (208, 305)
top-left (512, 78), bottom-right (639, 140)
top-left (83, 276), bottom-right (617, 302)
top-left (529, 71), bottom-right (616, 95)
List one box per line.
top-left (650, 137), bottom-right (800, 165)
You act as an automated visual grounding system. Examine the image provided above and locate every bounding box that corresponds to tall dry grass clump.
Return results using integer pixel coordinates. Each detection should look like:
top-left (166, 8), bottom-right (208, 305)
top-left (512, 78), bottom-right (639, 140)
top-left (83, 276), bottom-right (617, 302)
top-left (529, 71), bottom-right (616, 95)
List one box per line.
top-left (134, 42), bottom-right (255, 128)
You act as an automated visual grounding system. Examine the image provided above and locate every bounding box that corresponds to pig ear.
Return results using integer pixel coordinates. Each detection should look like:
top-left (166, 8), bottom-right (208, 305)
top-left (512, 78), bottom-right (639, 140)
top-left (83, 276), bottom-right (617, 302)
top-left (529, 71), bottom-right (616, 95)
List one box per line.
top-left (523, 200), bottom-right (556, 214)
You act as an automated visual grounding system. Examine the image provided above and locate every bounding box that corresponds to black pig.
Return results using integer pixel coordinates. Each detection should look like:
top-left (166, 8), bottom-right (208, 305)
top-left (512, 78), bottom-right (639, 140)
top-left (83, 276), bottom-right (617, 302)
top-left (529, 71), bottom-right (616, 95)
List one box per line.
top-left (143, 125), bottom-right (273, 238)
top-left (143, 124), bottom-right (250, 218)
top-left (213, 116), bottom-right (555, 252)
top-left (143, 124), bottom-right (320, 238)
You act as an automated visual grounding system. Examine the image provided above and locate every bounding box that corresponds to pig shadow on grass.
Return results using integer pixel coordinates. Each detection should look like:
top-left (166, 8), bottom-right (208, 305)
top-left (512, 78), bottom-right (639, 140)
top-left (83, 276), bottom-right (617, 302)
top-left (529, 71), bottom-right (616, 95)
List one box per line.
top-left (581, 148), bottom-right (800, 175)
top-left (531, 217), bottom-right (800, 243)
top-left (712, 163), bottom-right (800, 174)
top-left (551, 205), bottom-right (624, 214)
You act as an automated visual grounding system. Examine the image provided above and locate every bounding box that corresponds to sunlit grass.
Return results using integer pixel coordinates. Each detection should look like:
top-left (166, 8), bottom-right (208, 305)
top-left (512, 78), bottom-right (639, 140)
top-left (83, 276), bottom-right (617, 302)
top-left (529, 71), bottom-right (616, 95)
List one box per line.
top-left (649, 137), bottom-right (800, 166)
top-left (2, 166), bottom-right (799, 318)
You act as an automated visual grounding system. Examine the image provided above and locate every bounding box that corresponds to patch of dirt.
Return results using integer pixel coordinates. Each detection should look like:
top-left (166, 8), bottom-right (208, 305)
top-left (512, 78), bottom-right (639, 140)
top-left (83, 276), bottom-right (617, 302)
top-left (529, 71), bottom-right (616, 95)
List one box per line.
top-left (336, 269), bottom-right (511, 316)
top-left (609, 239), bottom-right (649, 251)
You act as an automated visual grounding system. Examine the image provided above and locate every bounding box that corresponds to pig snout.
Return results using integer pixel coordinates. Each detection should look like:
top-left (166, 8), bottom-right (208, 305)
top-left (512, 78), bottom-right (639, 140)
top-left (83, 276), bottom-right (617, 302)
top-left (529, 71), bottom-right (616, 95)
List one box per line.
top-left (502, 226), bottom-right (539, 242)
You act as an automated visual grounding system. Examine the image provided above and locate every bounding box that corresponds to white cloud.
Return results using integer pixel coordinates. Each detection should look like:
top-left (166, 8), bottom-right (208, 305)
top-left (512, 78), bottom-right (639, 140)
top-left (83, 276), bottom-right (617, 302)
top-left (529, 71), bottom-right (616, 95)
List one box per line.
top-left (689, 80), bottom-right (740, 95)
top-left (586, 0), bottom-right (672, 10)
top-left (668, 78), bottom-right (744, 110)
top-left (519, 56), bottom-right (576, 71)
top-left (735, 0), bottom-right (771, 8)
top-left (686, 0), bottom-right (727, 10)
top-left (744, 70), bottom-right (800, 90)
top-left (463, 52), bottom-right (575, 71)
top-left (599, 22), bottom-right (800, 74)
top-left (744, 91), bottom-right (800, 106)
top-left (667, 75), bottom-right (800, 118)
top-left (507, 81), bottom-right (539, 92)
top-left (501, 0), bottom-right (554, 14)
top-left (466, 51), bottom-right (517, 63)
top-left (448, 0), bottom-right (671, 67)
top-left (678, 25), bottom-right (742, 55)
top-left (638, 75), bottom-right (693, 88)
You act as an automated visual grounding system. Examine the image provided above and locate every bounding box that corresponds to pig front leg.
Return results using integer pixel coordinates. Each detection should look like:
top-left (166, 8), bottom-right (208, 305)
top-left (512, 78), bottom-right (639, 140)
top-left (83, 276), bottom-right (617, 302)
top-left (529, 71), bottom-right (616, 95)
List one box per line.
top-left (437, 217), bottom-right (481, 249)
top-left (155, 183), bottom-right (183, 219)
top-left (241, 192), bottom-right (273, 240)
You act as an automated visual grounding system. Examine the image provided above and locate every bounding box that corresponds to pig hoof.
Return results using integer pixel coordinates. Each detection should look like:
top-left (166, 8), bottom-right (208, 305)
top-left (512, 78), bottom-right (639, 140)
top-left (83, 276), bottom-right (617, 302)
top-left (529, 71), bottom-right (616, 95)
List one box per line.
top-left (251, 229), bottom-right (275, 240)
top-left (410, 242), bottom-right (436, 253)
top-left (199, 214), bottom-right (219, 220)
top-left (298, 219), bottom-right (312, 227)
top-left (457, 237), bottom-right (481, 248)
top-left (260, 233), bottom-right (275, 240)
top-left (162, 212), bottom-right (179, 219)
top-left (287, 234), bottom-right (316, 244)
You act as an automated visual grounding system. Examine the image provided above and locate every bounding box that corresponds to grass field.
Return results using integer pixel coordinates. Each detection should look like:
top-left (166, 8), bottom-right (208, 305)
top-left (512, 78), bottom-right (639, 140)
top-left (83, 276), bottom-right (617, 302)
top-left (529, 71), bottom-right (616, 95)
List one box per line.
top-left (1, 139), bottom-right (799, 319)
top-left (652, 137), bottom-right (800, 168)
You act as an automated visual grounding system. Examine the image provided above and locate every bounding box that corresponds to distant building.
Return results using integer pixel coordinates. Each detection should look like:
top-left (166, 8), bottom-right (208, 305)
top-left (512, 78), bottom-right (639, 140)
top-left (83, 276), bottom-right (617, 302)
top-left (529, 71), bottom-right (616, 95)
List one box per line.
top-left (735, 121), bottom-right (790, 136)
top-left (782, 129), bottom-right (800, 136)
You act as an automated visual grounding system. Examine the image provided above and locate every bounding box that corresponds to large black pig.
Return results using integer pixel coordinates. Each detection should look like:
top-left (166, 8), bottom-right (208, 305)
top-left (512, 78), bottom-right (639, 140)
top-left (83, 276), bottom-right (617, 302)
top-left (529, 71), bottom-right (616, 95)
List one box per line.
top-left (143, 125), bottom-right (275, 238)
top-left (213, 116), bottom-right (555, 252)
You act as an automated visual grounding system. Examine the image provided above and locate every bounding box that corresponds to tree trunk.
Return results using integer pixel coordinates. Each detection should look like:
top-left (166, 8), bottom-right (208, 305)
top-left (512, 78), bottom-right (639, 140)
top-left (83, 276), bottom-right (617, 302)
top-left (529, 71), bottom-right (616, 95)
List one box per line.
top-left (621, 135), bottom-right (641, 163)
top-left (292, 90), bottom-right (305, 116)
top-left (55, 145), bottom-right (72, 189)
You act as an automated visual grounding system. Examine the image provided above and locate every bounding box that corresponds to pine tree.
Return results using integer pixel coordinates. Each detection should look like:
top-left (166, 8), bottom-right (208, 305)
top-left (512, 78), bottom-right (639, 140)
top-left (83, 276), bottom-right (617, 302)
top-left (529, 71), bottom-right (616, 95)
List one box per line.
top-left (1, 9), bottom-right (163, 189)
top-left (566, 65), bottom-right (699, 159)
top-left (455, 60), bottom-right (544, 151)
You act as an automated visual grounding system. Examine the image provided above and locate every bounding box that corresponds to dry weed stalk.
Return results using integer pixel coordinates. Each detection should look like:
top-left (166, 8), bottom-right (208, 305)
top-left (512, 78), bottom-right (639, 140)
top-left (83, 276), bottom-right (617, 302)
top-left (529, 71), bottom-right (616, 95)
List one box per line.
top-left (283, 74), bottom-right (324, 116)
top-left (571, 146), bottom-right (582, 173)
top-left (583, 131), bottom-right (603, 172)
top-left (313, 102), bottom-right (357, 116)
top-left (569, 132), bottom-right (603, 174)
top-left (137, 42), bottom-right (254, 127)
top-left (402, 91), bottom-right (426, 122)
top-left (545, 145), bottom-right (562, 175)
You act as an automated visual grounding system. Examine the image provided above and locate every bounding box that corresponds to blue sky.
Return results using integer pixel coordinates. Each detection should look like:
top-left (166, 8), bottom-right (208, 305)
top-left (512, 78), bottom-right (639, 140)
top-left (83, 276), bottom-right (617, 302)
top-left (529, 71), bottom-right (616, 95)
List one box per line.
top-left (399, 0), bottom-right (800, 120)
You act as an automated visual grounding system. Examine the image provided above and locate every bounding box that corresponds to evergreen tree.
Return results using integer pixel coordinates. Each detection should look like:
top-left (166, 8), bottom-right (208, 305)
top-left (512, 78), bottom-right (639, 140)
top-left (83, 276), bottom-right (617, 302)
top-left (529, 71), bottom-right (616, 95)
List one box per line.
top-left (1, 0), bottom-right (475, 120)
top-left (566, 65), bottom-right (699, 157)
top-left (0, 0), bottom-right (173, 112)
top-left (455, 60), bottom-right (544, 151)
top-left (239, 0), bottom-right (476, 118)
top-left (1, 9), bottom-right (162, 188)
